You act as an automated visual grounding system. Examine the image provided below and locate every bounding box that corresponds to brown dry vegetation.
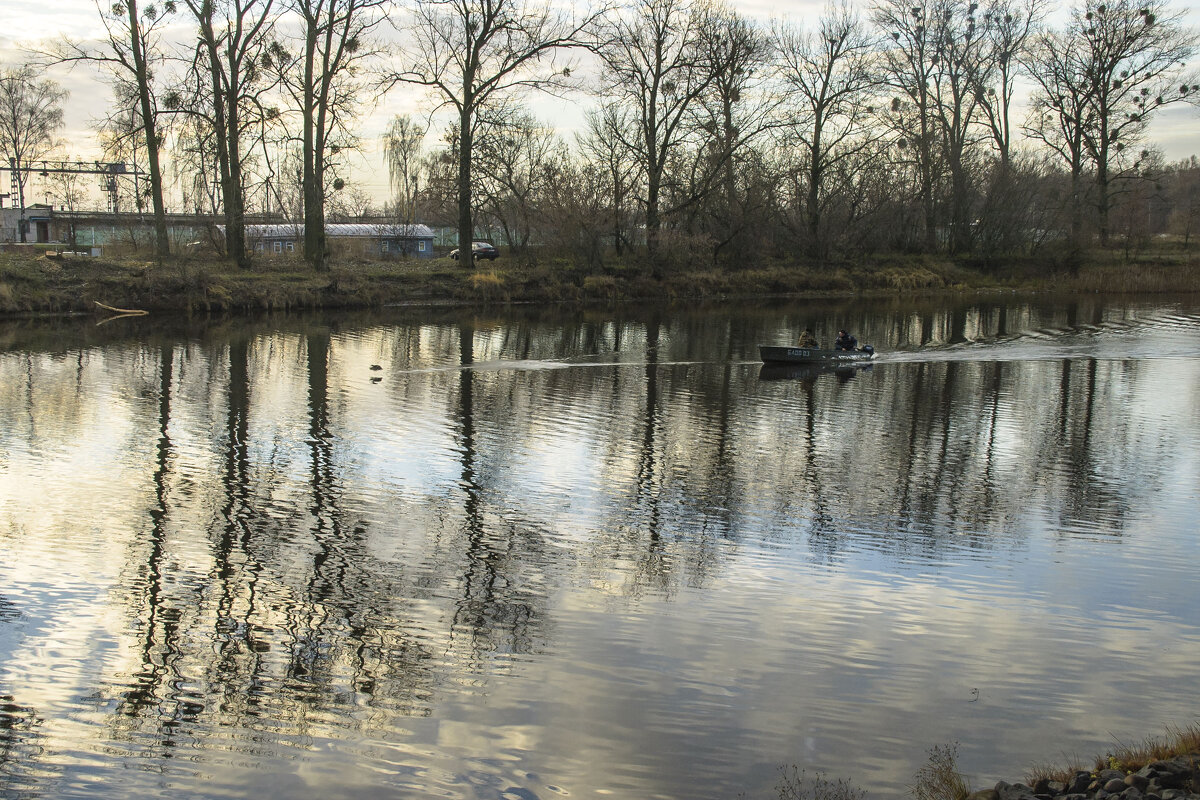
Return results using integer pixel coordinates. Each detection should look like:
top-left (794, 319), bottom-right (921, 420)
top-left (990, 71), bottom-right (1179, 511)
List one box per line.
top-left (1, 245), bottom-right (1198, 318)
top-left (764, 726), bottom-right (1200, 800)
top-left (1026, 723), bottom-right (1200, 786)
top-left (912, 743), bottom-right (973, 800)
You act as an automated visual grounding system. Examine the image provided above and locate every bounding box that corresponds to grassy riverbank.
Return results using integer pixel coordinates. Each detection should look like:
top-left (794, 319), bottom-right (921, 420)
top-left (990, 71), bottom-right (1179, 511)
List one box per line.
top-left (2, 245), bottom-right (1199, 317)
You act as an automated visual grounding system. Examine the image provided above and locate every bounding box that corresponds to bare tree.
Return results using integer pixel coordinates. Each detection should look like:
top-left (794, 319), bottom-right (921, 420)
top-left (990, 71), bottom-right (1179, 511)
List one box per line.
top-left (1109, 146), bottom-right (1165, 256)
top-left (389, 0), bottom-right (604, 267)
top-left (0, 66), bottom-right (67, 242)
top-left (775, 3), bottom-right (881, 258)
top-left (473, 106), bottom-right (566, 252)
top-left (326, 183), bottom-right (375, 219)
top-left (43, 156), bottom-right (90, 248)
top-left (690, 2), bottom-right (775, 263)
top-left (973, 147), bottom-right (1061, 254)
top-left (97, 108), bottom-right (152, 214)
top-left (875, 0), bottom-right (999, 253)
top-left (383, 113), bottom-right (427, 226)
top-left (930, 0), bottom-right (993, 252)
top-left (594, 0), bottom-right (721, 268)
top-left (974, 0), bottom-right (1042, 167)
top-left (169, 114), bottom-right (224, 216)
top-left (273, 0), bottom-right (389, 271)
top-left (1024, 0), bottom-right (1197, 249)
top-left (873, 0), bottom-right (944, 250)
top-left (415, 124), bottom-right (461, 226)
top-left (51, 0), bottom-right (175, 258)
top-left (578, 103), bottom-right (641, 255)
top-left (182, 0), bottom-right (278, 267)
top-left (1073, 0), bottom-right (1197, 245)
top-left (1163, 156), bottom-right (1199, 248)
top-left (258, 138), bottom-right (306, 218)
top-left (1023, 28), bottom-right (1094, 250)
top-left (542, 153), bottom-right (614, 269)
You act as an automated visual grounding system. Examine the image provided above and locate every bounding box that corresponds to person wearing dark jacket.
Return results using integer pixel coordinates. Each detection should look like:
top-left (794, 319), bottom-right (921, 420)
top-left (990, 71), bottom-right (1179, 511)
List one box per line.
top-left (834, 330), bottom-right (857, 351)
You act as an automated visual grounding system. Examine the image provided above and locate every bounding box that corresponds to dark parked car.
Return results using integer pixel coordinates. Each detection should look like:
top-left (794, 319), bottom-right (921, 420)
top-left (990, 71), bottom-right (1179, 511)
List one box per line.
top-left (449, 241), bottom-right (499, 261)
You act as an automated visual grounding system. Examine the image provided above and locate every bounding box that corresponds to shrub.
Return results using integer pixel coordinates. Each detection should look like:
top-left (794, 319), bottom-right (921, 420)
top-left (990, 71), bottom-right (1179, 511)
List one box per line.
top-left (646, 229), bottom-right (717, 275)
top-left (582, 274), bottom-right (620, 301)
top-left (880, 267), bottom-right (948, 291)
top-left (1092, 723), bottom-right (1200, 775)
top-left (1025, 755), bottom-right (1086, 787)
top-left (774, 767), bottom-right (866, 800)
top-left (912, 743), bottom-right (971, 800)
top-left (469, 270), bottom-right (506, 300)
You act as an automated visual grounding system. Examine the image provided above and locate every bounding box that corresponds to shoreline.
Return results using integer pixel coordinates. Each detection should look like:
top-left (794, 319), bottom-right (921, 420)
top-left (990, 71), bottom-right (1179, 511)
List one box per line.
top-left (967, 754), bottom-right (1200, 800)
top-left (898, 728), bottom-right (1200, 800)
top-left (779, 733), bottom-right (1200, 800)
top-left (3, 248), bottom-right (1200, 318)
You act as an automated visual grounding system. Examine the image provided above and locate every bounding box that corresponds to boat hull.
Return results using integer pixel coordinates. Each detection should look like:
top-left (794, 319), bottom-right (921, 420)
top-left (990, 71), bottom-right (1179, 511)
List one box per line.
top-left (758, 345), bottom-right (876, 364)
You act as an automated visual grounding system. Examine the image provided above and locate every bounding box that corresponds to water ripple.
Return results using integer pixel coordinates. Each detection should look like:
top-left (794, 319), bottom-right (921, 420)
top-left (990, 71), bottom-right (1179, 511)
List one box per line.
top-left (2, 298), bottom-right (1199, 799)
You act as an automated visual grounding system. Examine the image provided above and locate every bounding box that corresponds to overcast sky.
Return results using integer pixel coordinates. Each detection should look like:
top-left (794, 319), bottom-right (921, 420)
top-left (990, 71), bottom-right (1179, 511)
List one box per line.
top-left (2, 0), bottom-right (1198, 209)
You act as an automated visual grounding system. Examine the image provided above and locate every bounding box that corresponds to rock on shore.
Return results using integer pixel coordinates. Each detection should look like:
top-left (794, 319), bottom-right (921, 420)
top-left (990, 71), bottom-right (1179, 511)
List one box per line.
top-left (967, 755), bottom-right (1200, 800)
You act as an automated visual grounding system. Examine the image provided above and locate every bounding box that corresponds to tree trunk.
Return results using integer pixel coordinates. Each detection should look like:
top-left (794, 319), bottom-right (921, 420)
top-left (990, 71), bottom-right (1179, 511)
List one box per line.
top-left (612, 164), bottom-right (624, 256)
top-left (806, 118), bottom-right (823, 259)
top-left (127, 0), bottom-right (169, 260)
top-left (1096, 152), bottom-right (1111, 248)
top-left (15, 171), bottom-right (27, 243)
top-left (226, 94), bottom-right (248, 269)
top-left (457, 103), bottom-right (475, 268)
top-left (950, 149), bottom-right (971, 254)
top-left (1069, 160), bottom-right (1084, 260)
top-left (303, 23), bottom-right (326, 271)
top-left (646, 168), bottom-right (661, 267)
top-left (720, 94), bottom-right (741, 263)
top-left (920, 121), bottom-right (937, 252)
top-left (644, 98), bottom-right (662, 269)
top-left (200, 13), bottom-right (244, 269)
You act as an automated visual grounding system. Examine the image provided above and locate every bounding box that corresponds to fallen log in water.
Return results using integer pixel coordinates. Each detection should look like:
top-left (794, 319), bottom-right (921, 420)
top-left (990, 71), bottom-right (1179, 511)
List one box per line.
top-left (94, 301), bottom-right (148, 316)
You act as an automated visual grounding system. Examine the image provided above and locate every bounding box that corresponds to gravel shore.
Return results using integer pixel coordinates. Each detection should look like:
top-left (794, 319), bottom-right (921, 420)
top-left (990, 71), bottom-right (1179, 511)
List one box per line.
top-left (968, 754), bottom-right (1200, 800)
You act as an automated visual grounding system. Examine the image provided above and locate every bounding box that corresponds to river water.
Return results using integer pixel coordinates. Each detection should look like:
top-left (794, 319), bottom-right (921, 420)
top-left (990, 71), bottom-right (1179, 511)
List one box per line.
top-left (1, 294), bottom-right (1198, 800)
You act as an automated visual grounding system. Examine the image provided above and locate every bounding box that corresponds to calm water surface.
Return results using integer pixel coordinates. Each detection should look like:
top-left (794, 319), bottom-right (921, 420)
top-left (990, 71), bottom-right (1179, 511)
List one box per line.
top-left (1, 295), bottom-right (1198, 799)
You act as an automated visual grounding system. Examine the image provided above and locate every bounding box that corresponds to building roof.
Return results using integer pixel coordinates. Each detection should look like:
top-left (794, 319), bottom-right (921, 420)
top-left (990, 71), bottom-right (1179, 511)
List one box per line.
top-left (230, 223), bottom-right (435, 239)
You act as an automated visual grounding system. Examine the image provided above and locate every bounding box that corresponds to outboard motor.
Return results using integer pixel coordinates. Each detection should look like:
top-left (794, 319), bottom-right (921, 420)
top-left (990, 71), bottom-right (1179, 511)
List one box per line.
top-left (862, 344), bottom-right (874, 356)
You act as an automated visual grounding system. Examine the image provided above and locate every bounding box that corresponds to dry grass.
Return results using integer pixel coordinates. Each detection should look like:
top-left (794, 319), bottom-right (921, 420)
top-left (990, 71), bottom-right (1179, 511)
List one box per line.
top-left (758, 727), bottom-right (1200, 800)
top-left (1025, 755), bottom-right (1088, 787)
top-left (773, 767), bottom-right (866, 800)
top-left (911, 743), bottom-right (972, 800)
top-left (581, 274), bottom-right (620, 300)
top-left (1094, 723), bottom-right (1200, 774)
top-left (469, 270), bottom-right (504, 289)
top-left (1065, 248), bottom-right (1200, 292)
top-left (880, 266), bottom-right (950, 291)
top-left (2, 242), bottom-right (1199, 315)
top-left (1024, 723), bottom-right (1200, 785)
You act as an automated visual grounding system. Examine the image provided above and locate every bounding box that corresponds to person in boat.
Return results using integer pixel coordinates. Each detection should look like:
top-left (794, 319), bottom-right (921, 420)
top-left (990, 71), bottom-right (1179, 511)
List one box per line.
top-left (834, 329), bottom-right (858, 351)
top-left (798, 328), bottom-right (819, 348)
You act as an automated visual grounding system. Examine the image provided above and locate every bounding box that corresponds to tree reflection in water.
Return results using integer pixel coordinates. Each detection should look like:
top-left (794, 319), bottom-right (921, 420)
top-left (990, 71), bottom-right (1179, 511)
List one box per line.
top-left (450, 322), bottom-right (547, 667)
top-left (0, 295), bottom-right (1197, 798)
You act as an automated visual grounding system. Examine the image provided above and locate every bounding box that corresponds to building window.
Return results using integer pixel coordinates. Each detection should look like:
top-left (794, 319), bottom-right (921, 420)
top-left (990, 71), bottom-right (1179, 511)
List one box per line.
top-left (418, 240), bottom-right (426, 252)
top-left (381, 240), bottom-right (389, 252)
top-left (286, 242), bottom-right (294, 252)
top-left (273, 241), bottom-right (282, 253)
top-left (255, 242), bottom-right (264, 251)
